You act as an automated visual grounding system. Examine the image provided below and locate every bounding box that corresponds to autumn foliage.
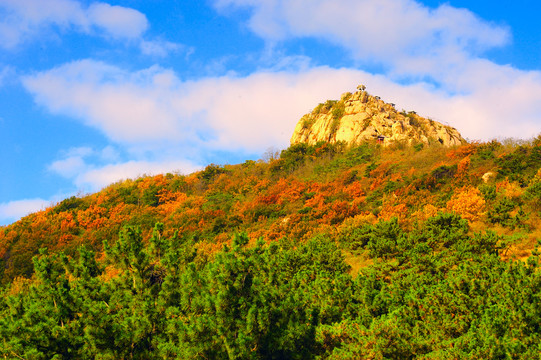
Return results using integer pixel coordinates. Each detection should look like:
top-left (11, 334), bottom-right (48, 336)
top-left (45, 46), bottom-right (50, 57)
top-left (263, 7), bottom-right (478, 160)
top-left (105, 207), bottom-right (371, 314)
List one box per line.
top-left (0, 138), bottom-right (541, 285)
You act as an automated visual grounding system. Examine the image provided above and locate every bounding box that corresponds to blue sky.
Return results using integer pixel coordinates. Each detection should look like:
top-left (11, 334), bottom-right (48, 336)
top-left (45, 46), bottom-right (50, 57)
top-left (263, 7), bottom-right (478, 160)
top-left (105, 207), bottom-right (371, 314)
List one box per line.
top-left (1, 0), bottom-right (540, 225)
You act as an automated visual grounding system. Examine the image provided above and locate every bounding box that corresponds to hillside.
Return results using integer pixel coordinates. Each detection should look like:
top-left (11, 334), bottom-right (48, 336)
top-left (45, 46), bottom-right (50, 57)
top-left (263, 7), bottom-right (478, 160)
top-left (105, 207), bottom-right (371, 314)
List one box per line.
top-left (2, 90), bottom-right (541, 358)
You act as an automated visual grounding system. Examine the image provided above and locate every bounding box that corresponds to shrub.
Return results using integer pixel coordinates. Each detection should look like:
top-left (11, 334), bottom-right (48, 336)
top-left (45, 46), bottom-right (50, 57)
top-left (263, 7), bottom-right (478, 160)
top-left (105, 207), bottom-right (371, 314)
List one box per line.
top-left (199, 163), bottom-right (227, 183)
top-left (301, 114), bottom-right (315, 129)
top-left (446, 186), bottom-right (486, 222)
top-left (474, 140), bottom-right (502, 160)
top-left (331, 102), bottom-right (345, 121)
top-left (487, 197), bottom-right (517, 227)
top-left (524, 181), bottom-right (541, 210)
top-left (54, 196), bottom-right (87, 213)
top-left (413, 143), bottom-right (424, 152)
top-left (478, 184), bottom-right (497, 201)
top-left (367, 217), bottom-right (403, 259)
top-left (431, 165), bottom-right (457, 180)
top-left (497, 144), bottom-right (541, 185)
top-left (330, 117), bottom-right (341, 137)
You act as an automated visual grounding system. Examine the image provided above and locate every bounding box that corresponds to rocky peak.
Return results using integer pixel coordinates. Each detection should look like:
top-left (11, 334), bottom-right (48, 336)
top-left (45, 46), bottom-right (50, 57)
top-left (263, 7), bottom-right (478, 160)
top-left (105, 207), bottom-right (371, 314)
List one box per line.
top-left (290, 85), bottom-right (465, 147)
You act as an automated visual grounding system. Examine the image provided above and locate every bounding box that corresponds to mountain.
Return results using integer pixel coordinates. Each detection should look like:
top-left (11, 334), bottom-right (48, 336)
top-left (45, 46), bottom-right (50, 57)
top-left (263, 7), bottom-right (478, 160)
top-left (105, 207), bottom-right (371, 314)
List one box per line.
top-left (1, 86), bottom-right (541, 359)
top-left (291, 85), bottom-right (465, 147)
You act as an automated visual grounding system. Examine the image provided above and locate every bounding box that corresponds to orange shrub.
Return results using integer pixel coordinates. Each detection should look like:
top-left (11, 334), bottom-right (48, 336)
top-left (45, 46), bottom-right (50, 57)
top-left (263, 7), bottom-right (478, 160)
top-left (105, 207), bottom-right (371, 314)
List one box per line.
top-left (456, 156), bottom-right (471, 179)
top-left (344, 181), bottom-right (365, 198)
top-left (446, 186), bottom-right (485, 222)
top-left (108, 202), bottom-right (131, 225)
top-left (77, 205), bottom-right (107, 230)
top-left (379, 203), bottom-right (409, 222)
top-left (446, 143), bottom-right (478, 159)
top-left (59, 212), bottom-right (77, 232)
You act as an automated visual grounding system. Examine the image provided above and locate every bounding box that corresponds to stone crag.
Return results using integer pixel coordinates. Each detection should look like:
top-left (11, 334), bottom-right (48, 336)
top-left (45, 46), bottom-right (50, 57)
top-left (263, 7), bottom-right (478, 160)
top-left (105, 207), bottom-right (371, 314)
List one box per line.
top-left (291, 85), bottom-right (465, 147)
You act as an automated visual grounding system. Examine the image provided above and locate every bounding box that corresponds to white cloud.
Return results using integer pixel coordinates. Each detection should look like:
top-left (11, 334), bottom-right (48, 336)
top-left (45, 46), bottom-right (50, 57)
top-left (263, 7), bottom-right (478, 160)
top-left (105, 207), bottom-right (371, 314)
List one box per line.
top-left (87, 2), bottom-right (148, 39)
top-left (49, 155), bottom-right (87, 178)
top-left (100, 145), bottom-right (120, 162)
top-left (0, 198), bottom-right (49, 225)
top-left (140, 39), bottom-right (189, 57)
top-left (213, 0), bottom-right (509, 75)
top-left (23, 59), bottom-right (367, 151)
top-left (47, 145), bottom-right (201, 192)
top-left (0, 0), bottom-right (148, 48)
top-left (73, 160), bottom-right (201, 191)
top-left (179, 67), bottom-right (364, 150)
top-left (23, 61), bottom-right (186, 143)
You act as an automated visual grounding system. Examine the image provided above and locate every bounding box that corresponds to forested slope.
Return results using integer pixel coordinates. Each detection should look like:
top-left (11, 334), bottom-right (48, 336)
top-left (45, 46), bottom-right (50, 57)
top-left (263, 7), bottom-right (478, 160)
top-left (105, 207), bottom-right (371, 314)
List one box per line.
top-left (2, 136), bottom-right (541, 358)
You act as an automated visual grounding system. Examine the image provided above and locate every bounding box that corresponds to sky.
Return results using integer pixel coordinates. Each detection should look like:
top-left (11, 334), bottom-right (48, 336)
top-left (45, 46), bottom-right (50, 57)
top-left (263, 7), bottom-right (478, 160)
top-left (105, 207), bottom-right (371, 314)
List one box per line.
top-left (1, 0), bottom-right (540, 225)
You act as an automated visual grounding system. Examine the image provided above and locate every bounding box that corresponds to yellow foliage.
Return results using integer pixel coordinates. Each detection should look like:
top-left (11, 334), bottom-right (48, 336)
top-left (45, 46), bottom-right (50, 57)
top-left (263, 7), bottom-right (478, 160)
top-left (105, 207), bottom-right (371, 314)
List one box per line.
top-left (446, 186), bottom-right (485, 222)
top-left (8, 276), bottom-right (32, 295)
top-left (497, 179), bottom-right (524, 199)
top-left (406, 167), bottom-right (416, 177)
top-left (108, 203), bottom-right (131, 225)
top-left (413, 204), bottom-right (440, 222)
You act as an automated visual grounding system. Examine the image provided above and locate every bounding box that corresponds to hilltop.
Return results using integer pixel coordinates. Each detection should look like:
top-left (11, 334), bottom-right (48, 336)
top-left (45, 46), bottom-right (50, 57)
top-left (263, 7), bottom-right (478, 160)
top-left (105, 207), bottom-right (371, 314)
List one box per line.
top-left (291, 85), bottom-right (465, 147)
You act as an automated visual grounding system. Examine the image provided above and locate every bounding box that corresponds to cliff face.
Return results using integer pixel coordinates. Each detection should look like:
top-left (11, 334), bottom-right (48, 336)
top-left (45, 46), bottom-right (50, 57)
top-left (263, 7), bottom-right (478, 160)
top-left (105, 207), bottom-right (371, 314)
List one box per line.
top-left (291, 86), bottom-right (465, 147)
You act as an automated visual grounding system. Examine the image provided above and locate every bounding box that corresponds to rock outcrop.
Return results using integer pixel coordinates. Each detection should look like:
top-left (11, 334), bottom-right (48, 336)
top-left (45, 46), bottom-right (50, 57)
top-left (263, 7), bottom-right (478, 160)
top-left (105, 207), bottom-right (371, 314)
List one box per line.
top-left (291, 85), bottom-right (465, 147)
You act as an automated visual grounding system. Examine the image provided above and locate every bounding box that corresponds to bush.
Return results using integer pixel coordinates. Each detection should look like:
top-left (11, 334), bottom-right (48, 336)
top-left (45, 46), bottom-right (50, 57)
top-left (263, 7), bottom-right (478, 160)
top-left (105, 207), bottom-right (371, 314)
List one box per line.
top-left (367, 217), bottom-right (402, 259)
top-left (199, 163), bottom-right (227, 183)
top-left (431, 164), bottom-right (457, 180)
top-left (497, 144), bottom-right (541, 185)
top-left (479, 184), bottom-right (497, 201)
top-left (54, 196), bottom-right (87, 213)
top-left (338, 223), bottom-right (374, 251)
top-left (331, 102), bottom-right (345, 121)
top-left (474, 140), bottom-right (502, 161)
top-left (301, 114), bottom-right (315, 129)
top-left (525, 181), bottom-right (541, 210)
top-left (486, 197), bottom-right (525, 228)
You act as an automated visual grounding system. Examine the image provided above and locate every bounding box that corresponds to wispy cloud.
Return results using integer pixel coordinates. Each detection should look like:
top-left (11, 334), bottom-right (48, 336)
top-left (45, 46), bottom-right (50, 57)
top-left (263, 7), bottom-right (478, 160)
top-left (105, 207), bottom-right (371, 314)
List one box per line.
top-left (73, 160), bottom-right (201, 192)
top-left (23, 61), bottom-right (185, 143)
top-left (140, 39), bottom-right (191, 58)
top-left (47, 145), bottom-right (201, 192)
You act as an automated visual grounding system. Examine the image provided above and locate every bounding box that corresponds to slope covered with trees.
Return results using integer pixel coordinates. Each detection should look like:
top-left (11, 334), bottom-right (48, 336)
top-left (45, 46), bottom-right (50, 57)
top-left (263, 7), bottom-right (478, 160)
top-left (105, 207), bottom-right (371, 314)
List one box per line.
top-left (2, 136), bottom-right (541, 358)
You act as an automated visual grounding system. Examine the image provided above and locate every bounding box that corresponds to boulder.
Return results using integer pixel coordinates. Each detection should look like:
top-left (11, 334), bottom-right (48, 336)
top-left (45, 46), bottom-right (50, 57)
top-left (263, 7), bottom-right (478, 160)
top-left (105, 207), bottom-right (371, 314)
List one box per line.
top-left (291, 86), bottom-right (465, 147)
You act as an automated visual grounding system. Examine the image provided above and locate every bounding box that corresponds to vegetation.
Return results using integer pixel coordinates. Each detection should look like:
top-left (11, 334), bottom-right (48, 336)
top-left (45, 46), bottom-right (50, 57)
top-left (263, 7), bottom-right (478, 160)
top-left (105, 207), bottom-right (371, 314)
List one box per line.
top-left (2, 136), bottom-right (541, 358)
